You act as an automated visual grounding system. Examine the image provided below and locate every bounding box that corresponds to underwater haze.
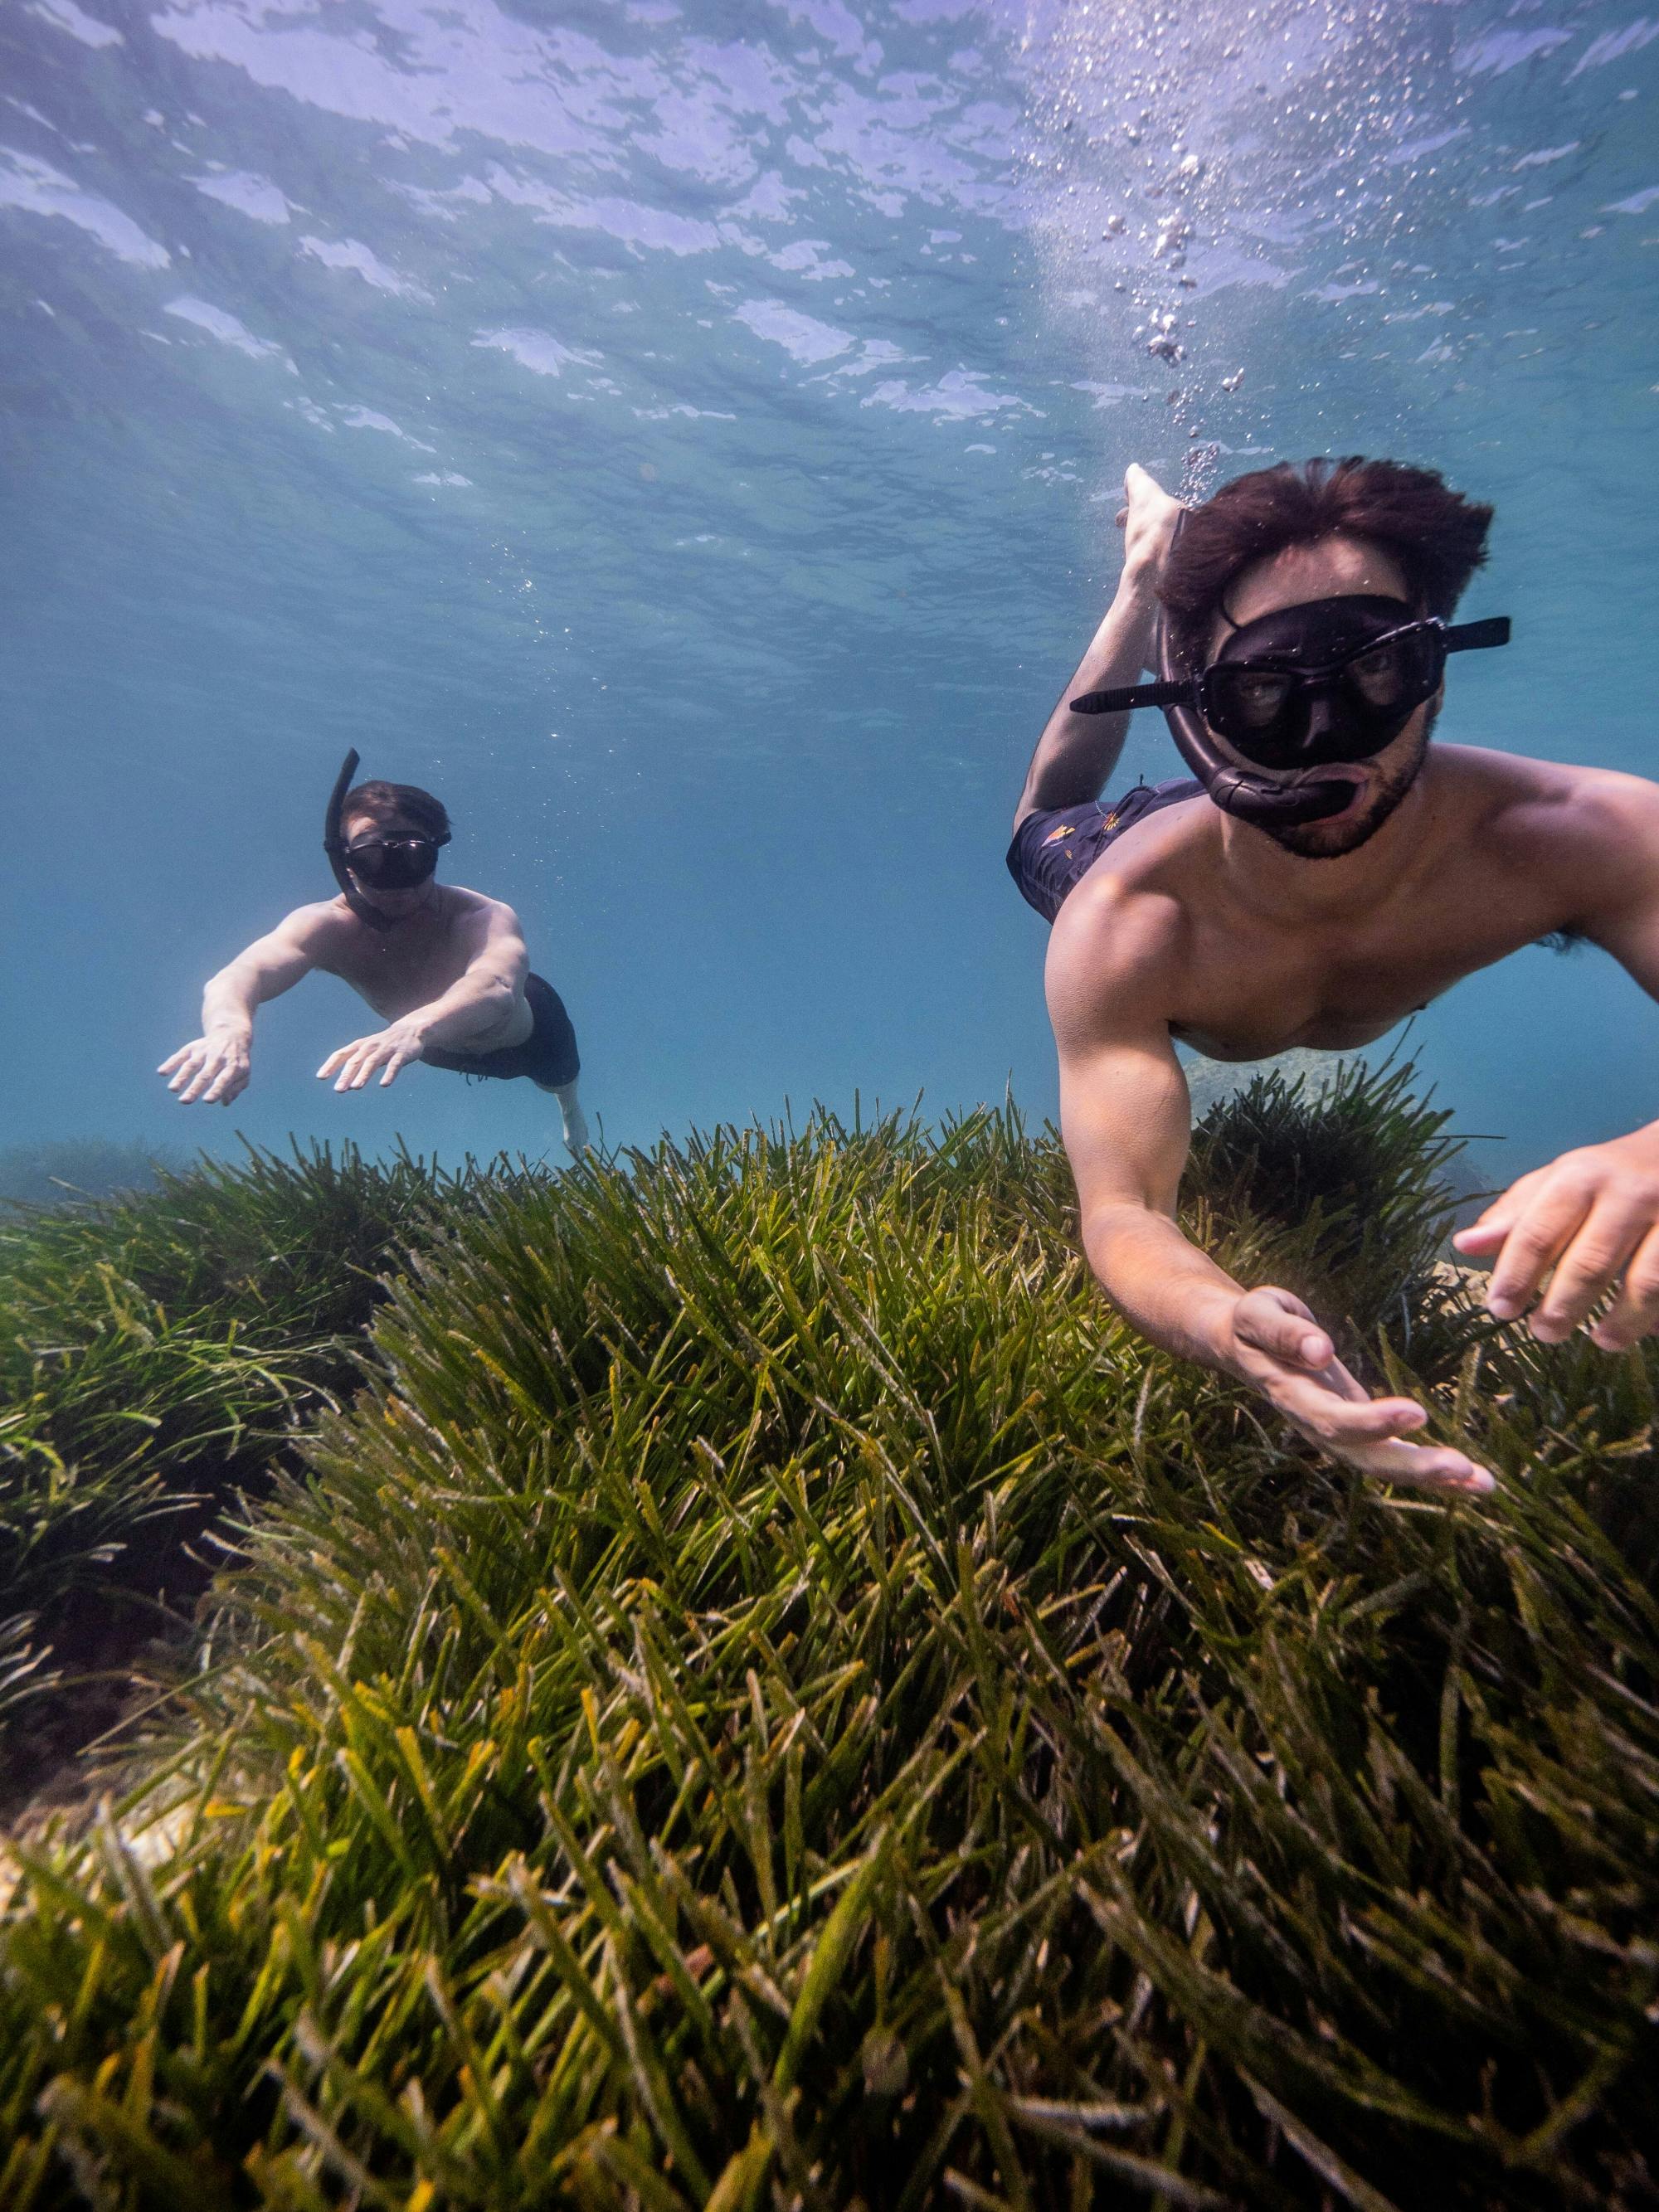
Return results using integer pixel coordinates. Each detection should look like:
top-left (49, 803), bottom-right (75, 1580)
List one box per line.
top-left (2, 0), bottom-right (1657, 1179)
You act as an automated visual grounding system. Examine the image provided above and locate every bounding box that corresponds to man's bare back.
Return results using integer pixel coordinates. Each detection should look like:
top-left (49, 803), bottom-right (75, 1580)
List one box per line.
top-left (1020, 459), bottom-right (1659, 1500)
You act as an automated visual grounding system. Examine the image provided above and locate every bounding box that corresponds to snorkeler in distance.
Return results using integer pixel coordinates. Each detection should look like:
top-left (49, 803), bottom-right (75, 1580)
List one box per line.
top-left (159, 753), bottom-right (589, 1157)
top-left (1014, 455), bottom-right (1659, 1498)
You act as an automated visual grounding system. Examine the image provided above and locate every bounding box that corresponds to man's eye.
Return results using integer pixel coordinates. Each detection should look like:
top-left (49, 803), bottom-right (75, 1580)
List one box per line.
top-left (1350, 644), bottom-right (1406, 698)
top-left (1233, 674), bottom-right (1290, 718)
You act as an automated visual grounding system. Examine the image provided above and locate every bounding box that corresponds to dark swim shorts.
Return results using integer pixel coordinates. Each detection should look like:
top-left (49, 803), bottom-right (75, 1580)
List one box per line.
top-left (422, 971), bottom-right (581, 1089)
top-left (1005, 777), bottom-right (1203, 923)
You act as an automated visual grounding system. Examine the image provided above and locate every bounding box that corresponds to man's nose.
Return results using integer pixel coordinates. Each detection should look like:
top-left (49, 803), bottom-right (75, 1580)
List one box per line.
top-left (1297, 688), bottom-right (1340, 754)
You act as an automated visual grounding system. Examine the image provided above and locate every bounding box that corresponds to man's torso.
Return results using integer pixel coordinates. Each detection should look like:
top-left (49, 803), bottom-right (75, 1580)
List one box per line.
top-left (1050, 746), bottom-right (1633, 1061)
top-left (309, 885), bottom-right (533, 1050)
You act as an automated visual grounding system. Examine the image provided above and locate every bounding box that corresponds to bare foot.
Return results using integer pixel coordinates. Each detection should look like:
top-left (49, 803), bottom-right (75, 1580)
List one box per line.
top-left (553, 1079), bottom-right (589, 1158)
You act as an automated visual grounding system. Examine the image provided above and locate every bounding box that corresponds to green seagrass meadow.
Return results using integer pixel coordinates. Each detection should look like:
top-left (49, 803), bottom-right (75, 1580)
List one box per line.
top-left (1, 1067), bottom-right (1656, 2209)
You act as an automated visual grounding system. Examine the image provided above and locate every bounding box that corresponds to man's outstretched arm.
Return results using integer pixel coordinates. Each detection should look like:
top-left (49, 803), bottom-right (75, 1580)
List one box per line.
top-left (1015, 464), bottom-right (1184, 829)
top-left (158, 908), bottom-right (324, 1105)
top-left (1048, 894), bottom-right (1496, 1495)
top-left (1456, 769), bottom-right (1659, 1349)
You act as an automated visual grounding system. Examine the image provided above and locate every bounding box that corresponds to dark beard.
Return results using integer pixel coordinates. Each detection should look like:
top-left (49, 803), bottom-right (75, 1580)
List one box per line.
top-left (1258, 713), bottom-right (1435, 861)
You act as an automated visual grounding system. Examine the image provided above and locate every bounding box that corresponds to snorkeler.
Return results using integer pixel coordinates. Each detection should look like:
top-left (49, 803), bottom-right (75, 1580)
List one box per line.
top-left (159, 754), bottom-right (589, 1157)
top-left (1014, 456), bottom-right (1659, 1498)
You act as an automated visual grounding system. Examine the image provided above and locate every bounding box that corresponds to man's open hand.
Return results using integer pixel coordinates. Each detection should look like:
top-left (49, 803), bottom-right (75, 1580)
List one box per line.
top-left (159, 1032), bottom-right (251, 1106)
top-left (1115, 463), bottom-right (1185, 586)
top-left (1228, 1285), bottom-right (1496, 1495)
top-left (1453, 1129), bottom-right (1659, 1350)
top-left (318, 1018), bottom-right (426, 1092)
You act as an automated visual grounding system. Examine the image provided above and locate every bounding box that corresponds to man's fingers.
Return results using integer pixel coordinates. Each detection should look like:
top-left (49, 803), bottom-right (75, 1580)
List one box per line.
top-left (1276, 1386), bottom-right (1495, 1494)
top-left (1591, 1223), bottom-right (1659, 1349)
top-left (1238, 1306), bottom-right (1496, 1496)
top-left (201, 1061), bottom-right (246, 1105)
top-left (1451, 1166), bottom-right (1550, 1257)
top-left (1264, 1374), bottom-right (1495, 1495)
top-left (339, 1046), bottom-right (389, 1091)
top-left (166, 1040), bottom-right (250, 1106)
top-left (1452, 1195), bottom-right (1528, 1256)
top-left (1275, 1376), bottom-right (1428, 1446)
top-left (1530, 1200), bottom-right (1651, 1340)
top-left (1309, 1354), bottom-right (1372, 1407)
top-left (321, 1044), bottom-right (376, 1086)
top-left (1340, 1437), bottom-right (1497, 1497)
top-left (1233, 1291), bottom-right (1331, 1372)
top-left (320, 1037), bottom-right (401, 1091)
top-left (1481, 1183), bottom-right (1595, 1319)
top-left (1450, 1219), bottom-right (1508, 1257)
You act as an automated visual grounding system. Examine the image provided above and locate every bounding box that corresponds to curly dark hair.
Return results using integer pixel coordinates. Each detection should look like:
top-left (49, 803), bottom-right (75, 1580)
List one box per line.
top-left (1160, 456), bottom-right (1495, 671)
top-left (340, 779), bottom-right (451, 843)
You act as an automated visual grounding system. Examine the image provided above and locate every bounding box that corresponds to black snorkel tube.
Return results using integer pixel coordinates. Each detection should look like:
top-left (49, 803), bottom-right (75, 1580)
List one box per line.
top-left (1073, 511), bottom-right (1363, 829)
top-left (324, 748), bottom-right (394, 929)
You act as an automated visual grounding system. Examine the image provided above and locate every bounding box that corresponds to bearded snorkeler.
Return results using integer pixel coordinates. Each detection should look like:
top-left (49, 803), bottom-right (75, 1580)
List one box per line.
top-left (159, 754), bottom-right (589, 1156)
top-left (1013, 455), bottom-right (1659, 1498)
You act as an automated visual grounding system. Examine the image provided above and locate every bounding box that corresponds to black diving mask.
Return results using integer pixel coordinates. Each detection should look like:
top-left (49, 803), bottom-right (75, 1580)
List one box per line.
top-left (1202, 596), bottom-right (1510, 768)
top-left (1073, 595), bottom-right (1511, 771)
top-left (343, 834), bottom-right (445, 891)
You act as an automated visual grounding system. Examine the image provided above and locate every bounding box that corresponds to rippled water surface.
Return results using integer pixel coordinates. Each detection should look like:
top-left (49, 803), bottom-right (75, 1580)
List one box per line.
top-left (2, 0), bottom-right (1657, 1176)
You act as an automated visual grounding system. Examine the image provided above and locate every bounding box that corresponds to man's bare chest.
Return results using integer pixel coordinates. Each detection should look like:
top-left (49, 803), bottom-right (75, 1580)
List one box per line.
top-left (1165, 886), bottom-right (1555, 1061)
top-left (323, 931), bottom-right (469, 1018)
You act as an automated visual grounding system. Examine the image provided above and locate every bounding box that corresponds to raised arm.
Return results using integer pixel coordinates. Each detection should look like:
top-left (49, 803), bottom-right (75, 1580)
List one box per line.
top-left (1048, 897), bottom-right (1495, 1494)
top-left (318, 902), bottom-right (529, 1092)
top-left (1015, 464), bottom-right (1184, 829)
top-left (158, 907), bottom-right (324, 1105)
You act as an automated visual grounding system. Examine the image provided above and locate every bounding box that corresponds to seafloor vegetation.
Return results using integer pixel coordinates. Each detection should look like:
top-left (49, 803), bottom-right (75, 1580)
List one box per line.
top-left (1, 1068), bottom-right (1655, 2208)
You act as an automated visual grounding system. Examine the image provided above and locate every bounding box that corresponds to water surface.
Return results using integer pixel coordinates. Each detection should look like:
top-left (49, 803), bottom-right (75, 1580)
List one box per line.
top-left (2, 0), bottom-right (1656, 1184)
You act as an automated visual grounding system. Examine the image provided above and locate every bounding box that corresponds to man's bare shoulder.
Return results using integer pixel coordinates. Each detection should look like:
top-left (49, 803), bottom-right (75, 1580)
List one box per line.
top-left (270, 898), bottom-right (358, 948)
top-left (1440, 744), bottom-right (1659, 864)
top-left (1431, 746), bottom-right (1659, 941)
top-left (253, 897), bottom-right (362, 975)
top-left (441, 884), bottom-right (525, 937)
top-left (443, 882), bottom-right (518, 919)
top-left (1044, 858), bottom-right (1190, 1043)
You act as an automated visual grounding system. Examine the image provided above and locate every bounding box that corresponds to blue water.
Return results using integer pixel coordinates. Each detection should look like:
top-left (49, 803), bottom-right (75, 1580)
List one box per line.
top-left (2, 0), bottom-right (1657, 1186)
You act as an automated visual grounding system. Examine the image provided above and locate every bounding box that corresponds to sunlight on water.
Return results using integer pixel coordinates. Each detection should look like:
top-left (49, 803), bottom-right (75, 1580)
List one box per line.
top-left (1, 0), bottom-right (1656, 1180)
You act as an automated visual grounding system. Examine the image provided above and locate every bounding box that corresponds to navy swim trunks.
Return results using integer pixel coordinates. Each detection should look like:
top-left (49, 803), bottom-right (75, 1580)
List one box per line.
top-left (1005, 777), bottom-right (1203, 923)
top-left (422, 971), bottom-right (581, 1089)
